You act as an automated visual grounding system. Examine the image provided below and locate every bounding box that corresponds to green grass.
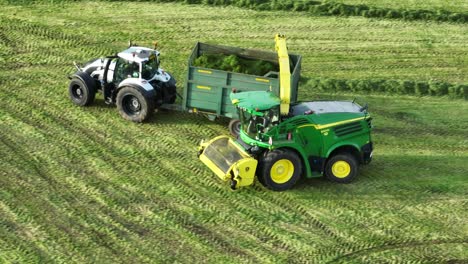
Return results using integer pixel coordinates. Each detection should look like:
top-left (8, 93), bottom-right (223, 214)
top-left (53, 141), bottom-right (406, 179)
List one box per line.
top-left (0, 1), bottom-right (467, 263)
top-left (1, 2), bottom-right (467, 84)
top-left (334, 0), bottom-right (468, 13)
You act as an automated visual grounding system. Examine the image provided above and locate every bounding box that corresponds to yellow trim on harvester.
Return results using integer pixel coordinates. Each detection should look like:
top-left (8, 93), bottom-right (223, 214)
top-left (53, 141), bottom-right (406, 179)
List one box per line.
top-left (298, 117), bottom-right (366, 130)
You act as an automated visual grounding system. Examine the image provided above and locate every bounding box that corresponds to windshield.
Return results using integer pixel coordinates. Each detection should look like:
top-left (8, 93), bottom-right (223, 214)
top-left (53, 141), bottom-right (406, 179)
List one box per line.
top-left (240, 107), bottom-right (279, 138)
top-left (141, 53), bottom-right (160, 80)
top-left (114, 58), bottom-right (139, 83)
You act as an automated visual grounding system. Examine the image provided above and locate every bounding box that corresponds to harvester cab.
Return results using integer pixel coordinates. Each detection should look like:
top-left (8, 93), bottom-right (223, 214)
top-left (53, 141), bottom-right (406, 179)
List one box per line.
top-left (198, 34), bottom-right (374, 191)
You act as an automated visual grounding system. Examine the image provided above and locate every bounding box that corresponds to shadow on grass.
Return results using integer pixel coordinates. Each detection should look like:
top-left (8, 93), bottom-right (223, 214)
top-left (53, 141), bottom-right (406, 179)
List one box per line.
top-left (86, 96), bottom-right (230, 129)
top-left (293, 153), bottom-right (467, 196)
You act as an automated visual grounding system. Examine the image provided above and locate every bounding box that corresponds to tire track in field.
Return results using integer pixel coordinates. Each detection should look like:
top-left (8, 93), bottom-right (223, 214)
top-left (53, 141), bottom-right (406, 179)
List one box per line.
top-left (0, 131), bottom-right (62, 192)
top-left (0, 17), bottom-right (89, 47)
top-left (0, 26), bottom-right (16, 49)
top-left (113, 121), bottom-right (294, 261)
top-left (0, 17), bottom-right (114, 69)
top-left (0, 101), bottom-right (188, 260)
top-left (1, 79), bottom-right (455, 261)
top-left (322, 199), bottom-right (434, 253)
top-left (374, 108), bottom-right (467, 138)
top-left (0, 129), bottom-right (151, 263)
top-left (255, 192), bottom-right (367, 261)
top-left (0, 141), bottom-right (179, 263)
top-left (326, 239), bottom-right (468, 263)
top-left (143, 111), bottom-right (371, 260)
top-left (51, 106), bottom-right (322, 261)
top-left (145, 116), bottom-right (344, 260)
top-left (0, 92), bottom-right (264, 260)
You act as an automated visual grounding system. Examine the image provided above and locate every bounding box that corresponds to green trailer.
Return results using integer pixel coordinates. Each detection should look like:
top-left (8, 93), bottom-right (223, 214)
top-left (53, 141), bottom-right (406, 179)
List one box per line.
top-left (181, 42), bottom-right (301, 135)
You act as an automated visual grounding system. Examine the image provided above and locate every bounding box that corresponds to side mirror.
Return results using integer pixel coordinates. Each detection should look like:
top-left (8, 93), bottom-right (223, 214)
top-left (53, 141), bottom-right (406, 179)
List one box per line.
top-left (360, 103), bottom-right (368, 112)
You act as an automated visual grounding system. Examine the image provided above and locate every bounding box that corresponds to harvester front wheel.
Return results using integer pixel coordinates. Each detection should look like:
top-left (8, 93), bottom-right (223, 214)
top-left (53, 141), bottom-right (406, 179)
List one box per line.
top-left (259, 149), bottom-right (302, 191)
top-left (228, 119), bottom-right (241, 137)
top-left (116, 87), bottom-right (155, 122)
top-left (325, 154), bottom-right (358, 183)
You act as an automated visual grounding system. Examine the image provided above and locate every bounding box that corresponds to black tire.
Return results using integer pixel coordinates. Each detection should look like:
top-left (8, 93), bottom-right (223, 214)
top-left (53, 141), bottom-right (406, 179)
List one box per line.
top-left (258, 149), bottom-right (302, 191)
top-left (228, 119), bottom-right (241, 137)
top-left (116, 86), bottom-right (155, 122)
top-left (325, 153), bottom-right (358, 183)
top-left (68, 75), bottom-right (96, 106)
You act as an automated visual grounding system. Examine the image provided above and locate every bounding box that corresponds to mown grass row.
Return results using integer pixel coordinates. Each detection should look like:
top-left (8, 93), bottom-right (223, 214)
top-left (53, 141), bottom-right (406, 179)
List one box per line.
top-left (184, 0), bottom-right (468, 23)
top-left (334, 0), bottom-right (468, 13)
top-left (3, 3), bottom-right (467, 84)
top-left (305, 78), bottom-right (468, 99)
top-left (4, 0), bottom-right (468, 23)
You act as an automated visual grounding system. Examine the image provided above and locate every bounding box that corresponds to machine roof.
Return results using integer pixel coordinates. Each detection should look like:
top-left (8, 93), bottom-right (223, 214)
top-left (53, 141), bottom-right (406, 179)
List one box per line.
top-left (230, 91), bottom-right (280, 113)
top-left (118, 46), bottom-right (158, 63)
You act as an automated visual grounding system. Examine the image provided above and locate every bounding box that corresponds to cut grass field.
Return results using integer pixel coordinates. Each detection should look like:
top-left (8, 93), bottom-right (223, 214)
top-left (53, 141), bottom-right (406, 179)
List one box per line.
top-left (0, 1), bottom-right (467, 263)
top-left (334, 0), bottom-right (468, 13)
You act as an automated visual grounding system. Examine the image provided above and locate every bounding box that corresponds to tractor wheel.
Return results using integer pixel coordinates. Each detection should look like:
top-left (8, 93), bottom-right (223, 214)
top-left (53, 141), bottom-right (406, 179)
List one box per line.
top-left (325, 153), bottom-right (358, 183)
top-left (68, 76), bottom-right (96, 106)
top-left (259, 149), bottom-right (302, 191)
top-left (228, 119), bottom-right (241, 137)
top-left (116, 87), bottom-right (155, 122)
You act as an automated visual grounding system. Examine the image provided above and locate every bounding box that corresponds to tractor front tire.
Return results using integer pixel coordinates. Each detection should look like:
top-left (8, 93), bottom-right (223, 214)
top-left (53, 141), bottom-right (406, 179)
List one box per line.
top-left (325, 154), bottom-right (358, 183)
top-left (228, 119), bottom-right (241, 137)
top-left (259, 149), bottom-right (302, 191)
top-left (116, 87), bottom-right (155, 122)
top-left (68, 75), bottom-right (96, 106)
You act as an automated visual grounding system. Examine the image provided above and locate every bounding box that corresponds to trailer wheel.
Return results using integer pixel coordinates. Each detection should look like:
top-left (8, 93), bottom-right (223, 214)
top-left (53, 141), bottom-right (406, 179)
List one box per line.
top-left (259, 149), bottom-right (302, 191)
top-left (68, 76), bottom-right (95, 106)
top-left (228, 119), bottom-right (241, 137)
top-left (325, 154), bottom-right (358, 183)
top-left (116, 87), bottom-right (155, 122)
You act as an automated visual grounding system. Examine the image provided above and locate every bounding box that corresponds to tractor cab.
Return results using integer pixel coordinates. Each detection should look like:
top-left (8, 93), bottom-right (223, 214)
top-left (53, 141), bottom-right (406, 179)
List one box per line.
top-left (109, 47), bottom-right (162, 83)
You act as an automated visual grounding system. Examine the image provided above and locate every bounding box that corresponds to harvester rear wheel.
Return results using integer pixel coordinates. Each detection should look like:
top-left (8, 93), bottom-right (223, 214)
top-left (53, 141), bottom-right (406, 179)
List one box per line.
top-left (259, 149), bottom-right (302, 191)
top-left (325, 153), bottom-right (358, 183)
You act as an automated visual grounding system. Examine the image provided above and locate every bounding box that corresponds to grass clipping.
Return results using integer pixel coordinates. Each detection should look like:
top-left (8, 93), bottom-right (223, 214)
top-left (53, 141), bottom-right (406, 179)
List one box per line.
top-left (193, 54), bottom-right (279, 76)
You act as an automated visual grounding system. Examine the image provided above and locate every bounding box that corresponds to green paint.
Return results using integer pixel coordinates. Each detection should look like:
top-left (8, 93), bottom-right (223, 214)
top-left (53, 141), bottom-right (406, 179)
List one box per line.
top-left (233, 91), bottom-right (372, 178)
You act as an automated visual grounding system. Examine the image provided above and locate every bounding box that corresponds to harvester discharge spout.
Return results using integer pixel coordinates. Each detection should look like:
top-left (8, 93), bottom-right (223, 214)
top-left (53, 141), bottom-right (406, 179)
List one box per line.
top-left (198, 136), bottom-right (257, 189)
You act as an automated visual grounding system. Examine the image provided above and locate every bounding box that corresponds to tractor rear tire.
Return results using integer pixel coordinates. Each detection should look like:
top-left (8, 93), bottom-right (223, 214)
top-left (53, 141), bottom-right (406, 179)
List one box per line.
top-left (116, 87), bottom-right (155, 122)
top-left (68, 75), bottom-right (96, 106)
top-left (228, 119), bottom-right (241, 137)
top-left (325, 153), bottom-right (358, 183)
top-left (258, 149), bottom-right (302, 191)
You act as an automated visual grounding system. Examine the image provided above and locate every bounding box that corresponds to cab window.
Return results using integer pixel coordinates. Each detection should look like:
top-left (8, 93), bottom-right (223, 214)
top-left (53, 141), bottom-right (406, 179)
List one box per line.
top-left (114, 58), bottom-right (139, 83)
